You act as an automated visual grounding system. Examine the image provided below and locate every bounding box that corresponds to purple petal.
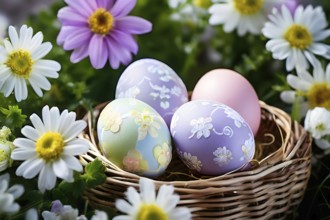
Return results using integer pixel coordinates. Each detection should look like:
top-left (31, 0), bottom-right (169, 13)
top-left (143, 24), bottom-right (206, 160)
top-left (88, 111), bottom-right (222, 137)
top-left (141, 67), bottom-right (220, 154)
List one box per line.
top-left (63, 27), bottom-right (92, 50)
top-left (111, 30), bottom-right (138, 54)
top-left (57, 7), bottom-right (88, 26)
top-left (115, 16), bottom-right (152, 34)
top-left (96, 0), bottom-right (114, 10)
top-left (57, 26), bottom-right (76, 45)
top-left (70, 44), bottom-right (89, 63)
top-left (110, 0), bottom-right (137, 17)
top-left (64, 0), bottom-right (94, 17)
top-left (106, 37), bottom-right (132, 69)
top-left (89, 35), bottom-right (108, 69)
top-left (105, 38), bottom-right (120, 69)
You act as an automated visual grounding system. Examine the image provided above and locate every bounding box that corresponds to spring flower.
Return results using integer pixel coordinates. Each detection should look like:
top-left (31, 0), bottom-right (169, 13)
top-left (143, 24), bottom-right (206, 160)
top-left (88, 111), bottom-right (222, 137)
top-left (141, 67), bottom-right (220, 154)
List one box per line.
top-left (263, 5), bottom-right (330, 72)
top-left (0, 173), bottom-right (24, 215)
top-left (209, 0), bottom-right (286, 36)
top-left (0, 25), bottom-right (61, 102)
top-left (42, 200), bottom-right (87, 220)
top-left (168, 0), bottom-right (211, 25)
top-left (281, 63), bottom-right (330, 116)
top-left (25, 209), bottom-right (38, 220)
top-left (0, 13), bottom-right (8, 39)
top-left (0, 141), bottom-right (14, 172)
top-left (114, 177), bottom-right (192, 220)
top-left (11, 105), bottom-right (89, 192)
top-left (91, 210), bottom-right (108, 220)
top-left (304, 107), bottom-right (330, 139)
top-left (57, 0), bottom-right (152, 69)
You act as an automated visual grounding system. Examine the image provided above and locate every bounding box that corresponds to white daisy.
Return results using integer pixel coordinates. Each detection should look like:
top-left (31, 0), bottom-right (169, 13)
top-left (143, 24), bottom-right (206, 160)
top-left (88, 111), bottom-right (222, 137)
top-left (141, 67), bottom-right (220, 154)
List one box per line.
top-left (262, 5), bottom-right (330, 72)
top-left (0, 25), bottom-right (61, 102)
top-left (281, 63), bottom-right (330, 116)
top-left (168, 0), bottom-right (211, 24)
top-left (0, 173), bottom-right (24, 215)
top-left (11, 105), bottom-right (89, 192)
top-left (209, 0), bottom-right (286, 36)
top-left (91, 210), bottom-right (108, 220)
top-left (304, 107), bottom-right (330, 139)
top-left (114, 178), bottom-right (192, 220)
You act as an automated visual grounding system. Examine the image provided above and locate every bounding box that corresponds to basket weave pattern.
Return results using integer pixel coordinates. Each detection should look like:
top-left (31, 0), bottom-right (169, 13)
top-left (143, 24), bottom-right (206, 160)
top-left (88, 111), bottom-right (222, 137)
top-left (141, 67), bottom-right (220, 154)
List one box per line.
top-left (80, 101), bottom-right (312, 219)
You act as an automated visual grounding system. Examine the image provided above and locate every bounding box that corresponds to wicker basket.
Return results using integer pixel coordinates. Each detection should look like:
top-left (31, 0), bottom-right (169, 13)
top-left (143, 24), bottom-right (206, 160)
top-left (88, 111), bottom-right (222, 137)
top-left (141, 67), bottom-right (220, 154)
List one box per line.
top-left (79, 101), bottom-right (312, 220)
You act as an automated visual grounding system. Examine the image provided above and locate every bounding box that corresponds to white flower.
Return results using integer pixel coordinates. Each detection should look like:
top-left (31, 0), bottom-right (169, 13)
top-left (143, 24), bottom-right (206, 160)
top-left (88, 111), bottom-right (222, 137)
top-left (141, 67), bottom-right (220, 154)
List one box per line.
top-left (169, 0), bottom-right (211, 25)
top-left (0, 25), bottom-right (61, 102)
top-left (0, 141), bottom-right (14, 172)
top-left (304, 107), bottom-right (330, 139)
top-left (0, 173), bottom-right (24, 215)
top-left (91, 210), bottom-right (108, 220)
top-left (263, 5), bottom-right (330, 72)
top-left (281, 63), bottom-right (330, 116)
top-left (42, 200), bottom-right (87, 220)
top-left (209, 0), bottom-right (286, 36)
top-left (114, 178), bottom-right (191, 220)
top-left (11, 105), bottom-right (89, 192)
top-left (0, 13), bottom-right (9, 39)
top-left (25, 208), bottom-right (38, 220)
top-left (189, 117), bottom-right (213, 139)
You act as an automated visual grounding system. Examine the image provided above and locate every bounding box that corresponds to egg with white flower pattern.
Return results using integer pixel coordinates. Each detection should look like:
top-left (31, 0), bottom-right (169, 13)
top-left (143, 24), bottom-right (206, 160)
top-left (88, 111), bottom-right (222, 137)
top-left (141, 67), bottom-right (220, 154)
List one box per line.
top-left (97, 98), bottom-right (172, 177)
top-left (170, 100), bottom-right (255, 176)
top-left (115, 58), bottom-right (189, 127)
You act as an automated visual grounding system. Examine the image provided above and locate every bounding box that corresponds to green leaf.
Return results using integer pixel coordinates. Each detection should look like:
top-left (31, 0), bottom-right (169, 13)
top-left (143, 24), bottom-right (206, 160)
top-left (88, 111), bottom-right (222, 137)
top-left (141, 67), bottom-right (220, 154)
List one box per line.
top-left (81, 159), bottom-right (106, 188)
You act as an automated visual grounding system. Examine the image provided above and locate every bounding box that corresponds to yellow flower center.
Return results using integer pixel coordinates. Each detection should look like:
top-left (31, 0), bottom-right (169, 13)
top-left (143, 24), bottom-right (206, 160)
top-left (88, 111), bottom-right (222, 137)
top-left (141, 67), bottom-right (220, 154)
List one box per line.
top-left (233, 0), bottom-right (263, 15)
top-left (193, 0), bottom-right (212, 8)
top-left (5, 49), bottom-right (33, 79)
top-left (285, 24), bottom-right (312, 49)
top-left (88, 8), bottom-right (114, 35)
top-left (306, 83), bottom-right (330, 109)
top-left (36, 132), bottom-right (64, 162)
top-left (136, 204), bottom-right (168, 220)
top-left (315, 123), bottom-right (326, 132)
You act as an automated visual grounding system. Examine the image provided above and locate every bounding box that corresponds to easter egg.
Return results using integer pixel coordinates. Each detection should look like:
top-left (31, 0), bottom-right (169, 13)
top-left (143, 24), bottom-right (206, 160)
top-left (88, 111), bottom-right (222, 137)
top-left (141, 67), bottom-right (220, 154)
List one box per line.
top-left (191, 69), bottom-right (261, 135)
top-left (97, 98), bottom-right (172, 177)
top-left (170, 100), bottom-right (255, 176)
top-left (115, 58), bottom-right (189, 127)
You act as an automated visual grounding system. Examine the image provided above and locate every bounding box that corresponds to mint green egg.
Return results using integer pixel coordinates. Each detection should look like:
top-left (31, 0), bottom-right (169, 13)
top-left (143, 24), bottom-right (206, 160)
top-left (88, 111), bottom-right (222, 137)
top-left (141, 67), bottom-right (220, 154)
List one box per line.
top-left (97, 98), bottom-right (172, 177)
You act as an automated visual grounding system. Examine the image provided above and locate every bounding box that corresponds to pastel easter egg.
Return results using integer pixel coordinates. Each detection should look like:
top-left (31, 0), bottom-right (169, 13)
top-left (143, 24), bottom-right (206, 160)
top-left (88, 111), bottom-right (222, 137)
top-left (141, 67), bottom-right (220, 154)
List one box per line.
top-left (97, 98), bottom-right (172, 177)
top-left (191, 69), bottom-right (261, 135)
top-left (170, 100), bottom-right (255, 176)
top-left (115, 58), bottom-right (189, 127)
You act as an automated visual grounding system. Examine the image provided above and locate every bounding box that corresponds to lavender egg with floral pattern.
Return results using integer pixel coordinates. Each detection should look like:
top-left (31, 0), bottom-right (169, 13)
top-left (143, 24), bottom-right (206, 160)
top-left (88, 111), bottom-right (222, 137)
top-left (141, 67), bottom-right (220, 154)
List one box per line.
top-left (97, 98), bottom-right (172, 177)
top-left (115, 58), bottom-right (189, 127)
top-left (170, 100), bottom-right (255, 176)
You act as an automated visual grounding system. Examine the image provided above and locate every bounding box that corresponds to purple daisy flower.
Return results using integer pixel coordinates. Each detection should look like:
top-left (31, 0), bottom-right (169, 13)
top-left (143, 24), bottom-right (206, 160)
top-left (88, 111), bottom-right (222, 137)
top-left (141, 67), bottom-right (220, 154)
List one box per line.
top-left (57, 0), bottom-right (152, 69)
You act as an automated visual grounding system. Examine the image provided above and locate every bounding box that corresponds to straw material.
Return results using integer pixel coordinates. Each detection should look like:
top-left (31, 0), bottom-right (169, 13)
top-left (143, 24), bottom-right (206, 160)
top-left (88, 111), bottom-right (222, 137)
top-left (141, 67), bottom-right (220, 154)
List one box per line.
top-left (79, 101), bottom-right (312, 219)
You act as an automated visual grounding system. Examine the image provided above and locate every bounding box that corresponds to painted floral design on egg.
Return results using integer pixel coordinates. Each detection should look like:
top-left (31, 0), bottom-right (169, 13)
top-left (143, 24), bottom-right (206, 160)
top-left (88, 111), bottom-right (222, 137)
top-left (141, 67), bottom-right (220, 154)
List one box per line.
top-left (131, 109), bottom-right (161, 140)
top-left (102, 108), bottom-right (122, 133)
top-left (240, 134), bottom-right (255, 161)
top-left (178, 151), bottom-right (203, 172)
top-left (123, 149), bottom-right (149, 173)
top-left (213, 146), bottom-right (233, 167)
top-left (153, 142), bottom-right (171, 168)
top-left (189, 117), bottom-right (213, 139)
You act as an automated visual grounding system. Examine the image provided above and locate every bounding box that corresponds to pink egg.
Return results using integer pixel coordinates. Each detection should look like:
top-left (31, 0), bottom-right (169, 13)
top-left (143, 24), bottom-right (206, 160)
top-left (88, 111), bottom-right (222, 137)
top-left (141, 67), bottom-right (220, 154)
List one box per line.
top-left (191, 69), bottom-right (261, 135)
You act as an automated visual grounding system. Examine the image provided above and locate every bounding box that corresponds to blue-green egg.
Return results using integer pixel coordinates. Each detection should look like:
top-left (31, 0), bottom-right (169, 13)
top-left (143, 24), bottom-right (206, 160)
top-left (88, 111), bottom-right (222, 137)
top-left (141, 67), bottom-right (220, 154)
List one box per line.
top-left (97, 98), bottom-right (172, 177)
